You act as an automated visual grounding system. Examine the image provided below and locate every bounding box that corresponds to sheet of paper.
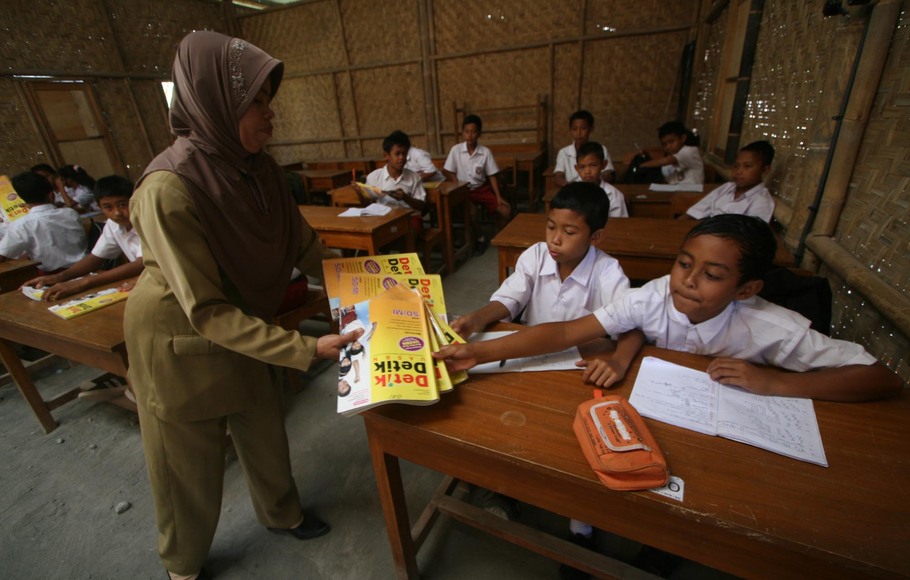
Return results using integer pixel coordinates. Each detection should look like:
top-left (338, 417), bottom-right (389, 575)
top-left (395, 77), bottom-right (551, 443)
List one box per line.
top-left (337, 203), bottom-right (391, 217)
top-left (628, 356), bottom-right (718, 436)
top-left (648, 183), bottom-right (704, 193)
top-left (467, 331), bottom-right (582, 374)
top-left (717, 388), bottom-right (828, 466)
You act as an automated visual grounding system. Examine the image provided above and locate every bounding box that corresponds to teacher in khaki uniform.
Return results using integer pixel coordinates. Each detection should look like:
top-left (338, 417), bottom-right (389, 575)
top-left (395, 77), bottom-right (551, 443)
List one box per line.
top-left (125, 31), bottom-right (360, 580)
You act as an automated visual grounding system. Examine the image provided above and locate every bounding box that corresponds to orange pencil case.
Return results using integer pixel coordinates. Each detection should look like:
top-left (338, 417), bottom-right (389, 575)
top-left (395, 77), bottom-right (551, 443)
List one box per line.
top-left (573, 395), bottom-right (669, 491)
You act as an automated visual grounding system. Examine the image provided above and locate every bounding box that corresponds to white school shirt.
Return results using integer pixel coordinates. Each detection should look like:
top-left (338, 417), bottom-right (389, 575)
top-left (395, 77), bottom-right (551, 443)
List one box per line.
top-left (91, 220), bottom-right (142, 262)
top-left (661, 145), bottom-right (704, 185)
top-left (67, 185), bottom-right (99, 211)
top-left (491, 242), bottom-right (629, 326)
top-left (593, 275), bottom-right (876, 370)
top-left (554, 143), bottom-right (615, 182)
top-left (365, 166), bottom-right (426, 212)
top-left (0, 204), bottom-right (86, 271)
top-left (443, 142), bottom-right (499, 190)
top-left (686, 182), bottom-right (775, 222)
top-left (406, 147), bottom-right (444, 182)
top-left (600, 180), bottom-right (628, 218)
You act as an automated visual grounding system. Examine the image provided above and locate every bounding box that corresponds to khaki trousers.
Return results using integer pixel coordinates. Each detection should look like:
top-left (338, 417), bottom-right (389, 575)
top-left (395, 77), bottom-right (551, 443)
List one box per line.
top-left (137, 382), bottom-right (302, 575)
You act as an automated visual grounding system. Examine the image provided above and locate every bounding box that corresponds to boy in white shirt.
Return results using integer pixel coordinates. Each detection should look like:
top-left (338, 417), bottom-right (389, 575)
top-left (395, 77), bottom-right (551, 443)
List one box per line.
top-left (362, 130), bottom-right (426, 232)
top-left (683, 140), bottom-right (775, 222)
top-left (405, 144), bottom-right (445, 182)
top-left (575, 141), bottom-right (628, 218)
top-left (0, 171), bottom-right (86, 273)
top-left (436, 214), bottom-right (900, 402)
top-left (553, 110), bottom-right (615, 186)
top-left (639, 121), bottom-right (704, 185)
top-left (443, 114), bottom-right (510, 255)
top-left (452, 181), bottom-right (630, 337)
top-left (24, 175), bottom-right (144, 301)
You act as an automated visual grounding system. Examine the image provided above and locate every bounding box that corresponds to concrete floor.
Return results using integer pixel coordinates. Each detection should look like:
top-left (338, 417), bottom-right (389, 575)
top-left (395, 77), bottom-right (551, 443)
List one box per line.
top-left (0, 244), bottom-right (731, 579)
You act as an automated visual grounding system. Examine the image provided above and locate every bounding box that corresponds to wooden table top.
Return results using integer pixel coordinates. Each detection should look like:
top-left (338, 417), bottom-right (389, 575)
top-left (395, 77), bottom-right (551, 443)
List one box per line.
top-left (364, 343), bottom-right (910, 577)
top-left (493, 213), bottom-right (795, 267)
top-left (299, 205), bottom-right (412, 232)
top-left (0, 258), bottom-right (41, 293)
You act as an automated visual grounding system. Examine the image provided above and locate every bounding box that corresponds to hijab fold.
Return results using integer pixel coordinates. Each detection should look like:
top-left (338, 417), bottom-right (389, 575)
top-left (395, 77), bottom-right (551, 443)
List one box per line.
top-left (141, 30), bottom-right (301, 319)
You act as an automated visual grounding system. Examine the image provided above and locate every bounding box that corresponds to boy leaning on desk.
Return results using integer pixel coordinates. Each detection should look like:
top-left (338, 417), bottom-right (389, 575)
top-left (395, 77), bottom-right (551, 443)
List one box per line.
top-left (436, 214), bottom-right (901, 402)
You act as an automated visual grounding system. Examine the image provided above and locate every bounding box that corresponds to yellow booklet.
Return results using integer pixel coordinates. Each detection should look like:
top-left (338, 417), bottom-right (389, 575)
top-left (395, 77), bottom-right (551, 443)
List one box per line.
top-left (322, 253), bottom-right (424, 319)
top-left (47, 287), bottom-right (129, 320)
top-left (353, 181), bottom-right (385, 201)
top-left (337, 284), bottom-right (438, 415)
top-left (0, 175), bottom-right (29, 223)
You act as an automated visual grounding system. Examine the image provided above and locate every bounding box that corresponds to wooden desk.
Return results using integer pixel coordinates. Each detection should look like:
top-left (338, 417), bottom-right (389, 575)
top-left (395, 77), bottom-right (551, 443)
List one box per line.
top-left (0, 283), bottom-right (133, 433)
top-left (299, 206), bottom-right (414, 255)
top-left (543, 183), bottom-right (706, 219)
top-left (304, 157), bottom-right (377, 176)
top-left (294, 169), bottom-right (352, 204)
top-left (491, 148), bottom-right (547, 211)
top-left (492, 214), bottom-right (795, 283)
top-left (427, 182), bottom-right (472, 275)
top-left (0, 258), bottom-right (41, 294)
top-left (364, 345), bottom-right (910, 579)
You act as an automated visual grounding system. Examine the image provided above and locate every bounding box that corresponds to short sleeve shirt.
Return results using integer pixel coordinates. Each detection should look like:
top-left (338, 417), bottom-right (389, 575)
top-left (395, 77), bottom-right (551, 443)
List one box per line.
top-left (365, 166), bottom-right (426, 211)
top-left (91, 219), bottom-right (142, 262)
top-left (443, 143), bottom-right (500, 190)
top-left (661, 145), bottom-right (704, 184)
top-left (554, 143), bottom-right (615, 182)
top-left (406, 147), bottom-right (444, 182)
top-left (600, 181), bottom-right (628, 218)
top-left (686, 182), bottom-right (775, 222)
top-left (0, 204), bottom-right (86, 271)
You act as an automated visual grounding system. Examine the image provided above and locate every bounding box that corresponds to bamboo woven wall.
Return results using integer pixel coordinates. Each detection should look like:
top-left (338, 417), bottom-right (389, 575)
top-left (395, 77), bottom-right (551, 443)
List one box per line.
top-left (241, 0), bottom-right (700, 166)
top-left (0, 0), bottom-right (229, 181)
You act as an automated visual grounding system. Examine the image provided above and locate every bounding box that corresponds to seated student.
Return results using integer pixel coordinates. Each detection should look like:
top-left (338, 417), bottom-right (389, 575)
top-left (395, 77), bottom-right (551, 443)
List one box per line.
top-left (682, 140), bottom-right (775, 222)
top-left (0, 171), bottom-right (86, 274)
top-left (31, 164), bottom-right (79, 209)
top-left (452, 181), bottom-right (630, 337)
top-left (435, 214), bottom-right (901, 402)
top-left (23, 175), bottom-right (144, 301)
top-left (638, 121), bottom-right (705, 185)
top-left (362, 130), bottom-right (427, 232)
top-left (554, 110), bottom-right (615, 186)
top-left (405, 143), bottom-right (445, 182)
top-left (574, 141), bottom-right (628, 218)
top-left (443, 114), bottom-right (510, 255)
top-left (58, 164), bottom-right (100, 212)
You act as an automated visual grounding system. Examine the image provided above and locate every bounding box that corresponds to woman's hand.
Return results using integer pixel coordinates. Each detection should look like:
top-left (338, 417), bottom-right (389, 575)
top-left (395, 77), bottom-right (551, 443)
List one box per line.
top-left (316, 329), bottom-right (363, 360)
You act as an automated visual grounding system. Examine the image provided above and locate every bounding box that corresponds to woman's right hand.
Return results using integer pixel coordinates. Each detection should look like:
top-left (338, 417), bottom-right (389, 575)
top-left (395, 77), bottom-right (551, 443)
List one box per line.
top-left (316, 329), bottom-right (363, 360)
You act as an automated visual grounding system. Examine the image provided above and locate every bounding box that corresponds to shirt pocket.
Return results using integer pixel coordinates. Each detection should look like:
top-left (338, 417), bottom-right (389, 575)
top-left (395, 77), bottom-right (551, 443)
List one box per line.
top-left (171, 334), bottom-right (226, 356)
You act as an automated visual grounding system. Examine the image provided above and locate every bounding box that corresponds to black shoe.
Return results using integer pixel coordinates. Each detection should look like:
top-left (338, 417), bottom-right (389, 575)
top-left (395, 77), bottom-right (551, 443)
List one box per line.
top-left (472, 238), bottom-right (488, 256)
top-left (559, 533), bottom-right (595, 580)
top-left (632, 545), bottom-right (682, 578)
top-left (268, 511), bottom-right (330, 540)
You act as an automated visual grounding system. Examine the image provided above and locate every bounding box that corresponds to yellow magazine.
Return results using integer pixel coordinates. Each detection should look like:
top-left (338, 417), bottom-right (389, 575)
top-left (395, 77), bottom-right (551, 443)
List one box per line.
top-left (322, 253), bottom-right (424, 319)
top-left (0, 175), bottom-right (29, 223)
top-left (337, 284), bottom-right (438, 416)
top-left (353, 181), bottom-right (385, 201)
top-left (47, 287), bottom-right (129, 320)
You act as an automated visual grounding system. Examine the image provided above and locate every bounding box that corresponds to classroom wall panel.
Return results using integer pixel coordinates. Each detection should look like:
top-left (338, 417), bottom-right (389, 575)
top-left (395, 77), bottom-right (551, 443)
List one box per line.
top-left (550, 43), bottom-right (582, 154)
top-left (690, 11), bottom-right (724, 151)
top-left (584, 0), bottom-right (693, 33)
top-left (0, 80), bottom-right (51, 178)
top-left (130, 80), bottom-right (173, 158)
top-left (350, 64), bottom-right (426, 142)
top-left (91, 79), bottom-right (150, 182)
top-left (338, 0), bottom-right (422, 66)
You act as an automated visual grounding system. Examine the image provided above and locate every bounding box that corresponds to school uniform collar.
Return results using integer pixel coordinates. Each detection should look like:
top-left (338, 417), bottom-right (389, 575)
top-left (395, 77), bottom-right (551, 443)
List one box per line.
top-left (458, 142), bottom-right (483, 157)
top-left (28, 204), bottom-right (55, 214)
top-left (668, 294), bottom-right (734, 345)
top-left (540, 245), bottom-right (597, 285)
top-left (726, 182), bottom-right (766, 201)
top-left (380, 165), bottom-right (404, 184)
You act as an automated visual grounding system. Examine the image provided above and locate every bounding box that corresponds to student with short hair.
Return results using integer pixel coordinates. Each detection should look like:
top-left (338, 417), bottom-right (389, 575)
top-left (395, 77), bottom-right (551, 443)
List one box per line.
top-left (683, 140), bottom-right (775, 222)
top-left (554, 110), bottom-right (615, 186)
top-left (0, 171), bottom-right (86, 273)
top-left (436, 214), bottom-right (901, 402)
top-left (22, 175), bottom-right (144, 301)
top-left (574, 141), bottom-right (628, 218)
top-left (639, 121), bottom-right (704, 185)
top-left (443, 114), bottom-right (510, 254)
top-left (452, 181), bottom-right (631, 337)
top-left (363, 130), bottom-right (426, 231)
top-left (31, 163), bottom-right (78, 209)
top-left (58, 164), bottom-right (100, 212)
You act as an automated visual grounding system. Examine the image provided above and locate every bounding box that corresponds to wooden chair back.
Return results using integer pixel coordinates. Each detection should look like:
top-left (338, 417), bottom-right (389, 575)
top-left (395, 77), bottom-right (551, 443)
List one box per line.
top-left (329, 185), bottom-right (364, 208)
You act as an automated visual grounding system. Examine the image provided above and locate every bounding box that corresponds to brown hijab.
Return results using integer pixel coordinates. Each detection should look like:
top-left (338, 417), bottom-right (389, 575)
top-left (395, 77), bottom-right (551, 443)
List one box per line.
top-left (141, 30), bottom-right (301, 319)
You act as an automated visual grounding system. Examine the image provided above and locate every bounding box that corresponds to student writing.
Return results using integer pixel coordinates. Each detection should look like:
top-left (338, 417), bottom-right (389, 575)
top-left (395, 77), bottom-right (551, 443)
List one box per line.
top-left (23, 175), bottom-right (144, 301)
top-left (436, 215), bottom-right (901, 402)
top-left (682, 140), bottom-right (775, 222)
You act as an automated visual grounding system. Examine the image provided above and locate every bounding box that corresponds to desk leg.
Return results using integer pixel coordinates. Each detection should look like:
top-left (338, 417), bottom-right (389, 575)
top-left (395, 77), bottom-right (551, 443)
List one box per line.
top-left (0, 339), bottom-right (58, 433)
top-left (498, 248), bottom-right (509, 284)
top-left (440, 199), bottom-right (455, 276)
top-left (367, 427), bottom-right (419, 579)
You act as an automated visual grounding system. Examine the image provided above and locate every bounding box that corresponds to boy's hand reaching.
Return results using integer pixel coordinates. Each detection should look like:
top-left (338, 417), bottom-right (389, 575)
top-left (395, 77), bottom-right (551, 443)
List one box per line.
top-left (22, 274), bottom-right (61, 291)
top-left (706, 358), bottom-right (778, 395)
top-left (432, 343), bottom-right (478, 372)
top-left (316, 328), bottom-right (363, 360)
top-left (576, 357), bottom-right (628, 388)
top-left (449, 313), bottom-right (480, 338)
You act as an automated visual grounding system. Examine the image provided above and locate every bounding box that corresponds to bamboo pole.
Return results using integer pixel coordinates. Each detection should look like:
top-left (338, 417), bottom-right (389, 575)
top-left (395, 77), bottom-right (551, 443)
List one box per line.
top-left (807, 235), bottom-right (910, 338)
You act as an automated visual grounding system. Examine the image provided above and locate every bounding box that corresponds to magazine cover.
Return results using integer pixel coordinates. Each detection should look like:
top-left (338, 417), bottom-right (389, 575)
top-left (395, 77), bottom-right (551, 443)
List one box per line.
top-left (322, 253), bottom-right (424, 320)
top-left (336, 284), bottom-right (438, 415)
top-left (47, 287), bottom-right (129, 320)
top-left (0, 175), bottom-right (29, 224)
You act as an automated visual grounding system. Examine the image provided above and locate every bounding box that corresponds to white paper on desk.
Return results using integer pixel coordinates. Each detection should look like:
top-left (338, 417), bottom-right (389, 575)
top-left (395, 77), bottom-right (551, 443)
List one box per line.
top-left (648, 183), bottom-right (704, 193)
top-left (338, 203), bottom-right (392, 217)
top-left (629, 357), bottom-right (827, 466)
top-left (468, 331), bottom-right (582, 374)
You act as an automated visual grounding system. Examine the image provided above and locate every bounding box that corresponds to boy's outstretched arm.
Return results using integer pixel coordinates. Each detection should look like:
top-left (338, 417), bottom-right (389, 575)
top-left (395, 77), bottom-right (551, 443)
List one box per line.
top-left (434, 313), bottom-right (605, 372)
top-left (577, 329), bottom-right (645, 388)
top-left (706, 358), bottom-right (902, 403)
top-left (450, 301), bottom-right (511, 338)
top-left (42, 259), bottom-right (144, 302)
